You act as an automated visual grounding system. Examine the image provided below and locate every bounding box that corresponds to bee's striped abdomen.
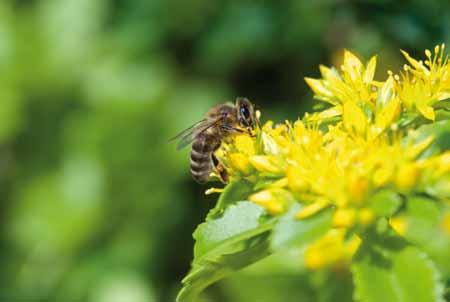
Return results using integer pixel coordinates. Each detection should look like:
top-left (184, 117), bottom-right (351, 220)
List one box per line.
top-left (190, 133), bottom-right (220, 183)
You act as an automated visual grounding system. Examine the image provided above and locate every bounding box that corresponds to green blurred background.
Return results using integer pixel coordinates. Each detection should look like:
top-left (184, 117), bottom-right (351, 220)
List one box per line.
top-left (1, 1), bottom-right (449, 301)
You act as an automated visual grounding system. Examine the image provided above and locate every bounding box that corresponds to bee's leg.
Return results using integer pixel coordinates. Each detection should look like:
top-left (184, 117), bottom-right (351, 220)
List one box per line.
top-left (211, 153), bottom-right (228, 183)
top-left (221, 125), bottom-right (255, 137)
top-left (220, 125), bottom-right (246, 133)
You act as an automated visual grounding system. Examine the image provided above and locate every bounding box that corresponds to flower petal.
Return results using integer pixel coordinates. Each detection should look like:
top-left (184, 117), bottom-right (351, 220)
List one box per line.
top-left (363, 55), bottom-right (377, 84)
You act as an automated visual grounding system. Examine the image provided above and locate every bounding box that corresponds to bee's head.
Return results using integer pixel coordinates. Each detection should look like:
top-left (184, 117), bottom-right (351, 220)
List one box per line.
top-left (236, 97), bottom-right (256, 129)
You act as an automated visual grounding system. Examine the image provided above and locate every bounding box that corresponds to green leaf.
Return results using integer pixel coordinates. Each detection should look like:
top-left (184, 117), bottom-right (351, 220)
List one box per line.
top-left (424, 174), bottom-right (450, 198)
top-left (368, 190), bottom-right (402, 217)
top-left (253, 177), bottom-right (283, 191)
top-left (316, 271), bottom-right (354, 302)
top-left (435, 109), bottom-right (450, 121)
top-left (271, 204), bottom-right (332, 250)
top-left (194, 201), bottom-right (266, 258)
top-left (408, 120), bottom-right (450, 159)
top-left (178, 233), bottom-right (271, 302)
top-left (222, 272), bottom-right (317, 302)
top-left (177, 201), bottom-right (275, 302)
top-left (352, 236), bottom-right (445, 302)
top-left (434, 100), bottom-right (450, 110)
top-left (206, 180), bottom-right (253, 220)
top-left (398, 112), bottom-right (419, 128)
top-left (402, 197), bottom-right (450, 276)
top-left (405, 196), bottom-right (440, 221)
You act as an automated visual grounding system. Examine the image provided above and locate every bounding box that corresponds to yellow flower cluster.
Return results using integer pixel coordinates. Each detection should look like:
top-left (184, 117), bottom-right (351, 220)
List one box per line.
top-left (304, 229), bottom-right (361, 270)
top-left (214, 46), bottom-right (450, 269)
top-left (398, 44), bottom-right (450, 120)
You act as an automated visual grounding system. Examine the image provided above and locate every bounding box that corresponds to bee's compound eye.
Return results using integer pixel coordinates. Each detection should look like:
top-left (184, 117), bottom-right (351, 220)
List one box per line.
top-left (240, 106), bottom-right (250, 119)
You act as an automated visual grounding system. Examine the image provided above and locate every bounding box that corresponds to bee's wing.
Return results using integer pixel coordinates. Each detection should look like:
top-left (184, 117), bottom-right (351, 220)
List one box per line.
top-left (169, 119), bottom-right (207, 142)
top-left (170, 117), bottom-right (222, 151)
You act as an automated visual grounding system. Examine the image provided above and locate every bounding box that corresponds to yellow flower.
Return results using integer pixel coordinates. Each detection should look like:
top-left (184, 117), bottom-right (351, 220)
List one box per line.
top-left (249, 155), bottom-right (285, 174)
top-left (286, 165), bottom-right (309, 193)
top-left (234, 135), bottom-right (256, 155)
top-left (296, 198), bottom-right (329, 219)
top-left (228, 153), bottom-right (252, 175)
top-left (304, 229), bottom-right (361, 270)
top-left (305, 51), bottom-right (378, 128)
top-left (373, 166), bottom-right (393, 187)
top-left (249, 188), bottom-right (293, 215)
top-left (397, 44), bottom-right (450, 120)
top-left (206, 46), bottom-right (449, 268)
top-left (390, 216), bottom-right (408, 236)
top-left (359, 208), bottom-right (375, 226)
top-left (333, 208), bottom-right (356, 228)
top-left (348, 176), bottom-right (369, 205)
top-left (343, 100), bottom-right (367, 136)
top-left (404, 133), bottom-right (434, 159)
top-left (216, 134), bottom-right (257, 177)
top-left (374, 80), bottom-right (401, 133)
top-left (395, 163), bottom-right (420, 192)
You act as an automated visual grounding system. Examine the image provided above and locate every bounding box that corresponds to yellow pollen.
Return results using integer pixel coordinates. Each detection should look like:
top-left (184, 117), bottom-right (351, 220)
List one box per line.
top-left (435, 45), bottom-right (440, 54)
top-left (256, 110), bottom-right (262, 120)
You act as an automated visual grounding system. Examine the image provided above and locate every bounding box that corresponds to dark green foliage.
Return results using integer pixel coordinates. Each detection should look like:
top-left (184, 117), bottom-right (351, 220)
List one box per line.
top-left (2, 1), bottom-right (450, 301)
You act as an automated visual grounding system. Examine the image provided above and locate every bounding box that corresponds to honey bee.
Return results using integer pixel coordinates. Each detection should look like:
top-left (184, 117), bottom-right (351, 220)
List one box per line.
top-left (171, 97), bottom-right (257, 184)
